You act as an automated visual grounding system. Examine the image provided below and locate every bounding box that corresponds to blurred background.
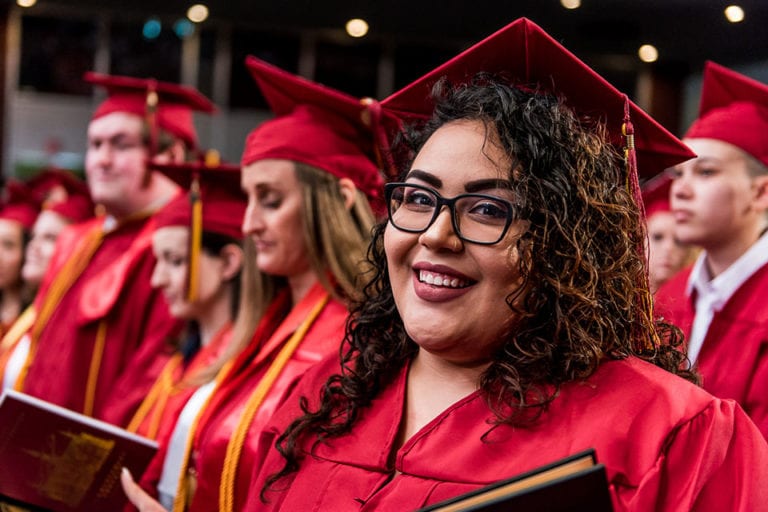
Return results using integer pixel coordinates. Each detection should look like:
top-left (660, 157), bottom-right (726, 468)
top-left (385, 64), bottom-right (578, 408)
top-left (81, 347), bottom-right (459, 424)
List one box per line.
top-left (1, 0), bottom-right (767, 177)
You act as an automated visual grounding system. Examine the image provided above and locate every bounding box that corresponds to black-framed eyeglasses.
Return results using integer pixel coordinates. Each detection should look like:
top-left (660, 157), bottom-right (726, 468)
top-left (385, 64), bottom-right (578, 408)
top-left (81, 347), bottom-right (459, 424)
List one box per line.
top-left (384, 182), bottom-right (518, 245)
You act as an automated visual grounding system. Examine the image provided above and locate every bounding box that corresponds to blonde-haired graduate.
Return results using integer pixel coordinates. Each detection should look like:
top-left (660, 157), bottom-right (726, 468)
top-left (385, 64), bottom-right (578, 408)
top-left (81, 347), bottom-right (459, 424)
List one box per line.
top-left (121, 56), bottom-right (395, 512)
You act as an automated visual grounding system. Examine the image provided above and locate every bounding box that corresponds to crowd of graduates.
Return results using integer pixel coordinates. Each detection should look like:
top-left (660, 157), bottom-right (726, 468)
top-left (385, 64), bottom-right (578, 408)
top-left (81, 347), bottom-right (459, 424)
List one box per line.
top-left (0, 16), bottom-right (767, 512)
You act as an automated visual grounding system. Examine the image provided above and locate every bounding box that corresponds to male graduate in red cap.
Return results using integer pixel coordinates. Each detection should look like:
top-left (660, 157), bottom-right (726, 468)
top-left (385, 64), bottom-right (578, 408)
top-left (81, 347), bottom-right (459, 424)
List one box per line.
top-left (656, 62), bottom-right (768, 438)
top-left (18, 73), bottom-right (216, 427)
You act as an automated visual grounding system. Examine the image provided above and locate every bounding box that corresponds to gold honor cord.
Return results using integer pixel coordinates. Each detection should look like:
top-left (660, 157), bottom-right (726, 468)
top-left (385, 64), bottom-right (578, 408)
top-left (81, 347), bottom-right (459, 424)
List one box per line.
top-left (0, 306), bottom-right (36, 385)
top-left (0, 306), bottom-right (35, 352)
top-left (83, 319), bottom-right (108, 417)
top-left (126, 354), bottom-right (184, 438)
top-left (171, 359), bottom-right (237, 512)
top-left (218, 293), bottom-right (329, 512)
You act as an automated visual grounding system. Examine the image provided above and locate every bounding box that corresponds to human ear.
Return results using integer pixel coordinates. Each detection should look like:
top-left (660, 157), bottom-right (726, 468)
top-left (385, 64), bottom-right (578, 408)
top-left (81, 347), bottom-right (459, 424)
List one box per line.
top-left (752, 174), bottom-right (768, 212)
top-left (219, 243), bottom-right (244, 281)
top-left (338, 178), bottom-right (357, 210)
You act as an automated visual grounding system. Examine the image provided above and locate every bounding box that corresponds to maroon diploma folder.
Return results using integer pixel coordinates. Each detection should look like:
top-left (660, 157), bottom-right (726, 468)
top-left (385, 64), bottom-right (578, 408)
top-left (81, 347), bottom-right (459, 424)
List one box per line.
top-left (0, 389), bottom-right (158, 511)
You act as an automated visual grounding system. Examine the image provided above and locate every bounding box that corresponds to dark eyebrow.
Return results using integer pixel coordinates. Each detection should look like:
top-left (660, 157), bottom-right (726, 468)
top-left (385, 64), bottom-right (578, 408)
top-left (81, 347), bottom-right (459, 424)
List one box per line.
top-left (404, 169), bottom-right (442, 188)
top-left (464, 179), bottom-right (511, 193)
top-left (405, 170), bottom-right (511, 194)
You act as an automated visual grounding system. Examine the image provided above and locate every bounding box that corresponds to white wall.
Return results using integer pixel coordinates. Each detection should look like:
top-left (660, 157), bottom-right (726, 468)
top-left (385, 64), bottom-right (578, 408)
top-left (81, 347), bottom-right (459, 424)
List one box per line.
top-left (6, 92), bottom-right (93, 176)
top-left (4, 90), bottom-right (273, 176)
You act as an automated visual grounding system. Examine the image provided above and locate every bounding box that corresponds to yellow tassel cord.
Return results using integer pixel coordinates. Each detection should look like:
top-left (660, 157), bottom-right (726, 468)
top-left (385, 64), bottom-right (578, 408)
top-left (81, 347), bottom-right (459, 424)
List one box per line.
top-left (83, 320), bottom-right (109, 417)
top-left (218, 294), bottom-right (329, 512)
top-left (0, 306), bottom-right (36, 385)
top-left (171, 359), bottom-right (236, 512)
top-left (0, 306), bottom-right (35, 353)
top-left (15, 227), bottom-right (105, 392)
top-left (126, 354), bottom-right (184, 438)
top-left (146, 87), bottom-right (159, 157)
top-left (187, 177), bottom-right (203, 303)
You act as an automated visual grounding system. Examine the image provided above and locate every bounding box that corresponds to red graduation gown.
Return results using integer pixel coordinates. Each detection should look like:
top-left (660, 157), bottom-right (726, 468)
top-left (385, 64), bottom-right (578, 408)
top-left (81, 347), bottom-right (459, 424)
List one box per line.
top-left (21, 216), bottom-right (181, 426)
top-left (139, 282), bottom-right (349, 511)
top-left (655, 263), bottom-right (768, 438)
top-left (247, 355), bottom-right (768, 511)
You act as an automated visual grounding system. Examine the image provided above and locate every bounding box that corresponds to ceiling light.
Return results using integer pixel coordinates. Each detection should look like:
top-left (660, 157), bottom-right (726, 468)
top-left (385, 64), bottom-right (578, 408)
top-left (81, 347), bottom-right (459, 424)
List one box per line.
top-left (724, 5), bottom-right (745, 23)
top-left (187, 4), bottom-right (209, 23)
top-left (346, 18), bottom-right (369, 38)
top-left (142, 18), bottom-right (162, 40)
top-left (560, 0), bottom-right (581, 9)
top-left (174, 18), bottom-right (195, 38)
top-left (17, 0), bottom-right (37, 7)
top-left (638, 44), bottom-right (658, 63)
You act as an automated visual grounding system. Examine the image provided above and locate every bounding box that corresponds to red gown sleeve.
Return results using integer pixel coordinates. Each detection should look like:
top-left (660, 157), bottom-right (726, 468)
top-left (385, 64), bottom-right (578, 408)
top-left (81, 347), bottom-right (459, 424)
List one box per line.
top-left (616, 398), bottom-right (768, 511)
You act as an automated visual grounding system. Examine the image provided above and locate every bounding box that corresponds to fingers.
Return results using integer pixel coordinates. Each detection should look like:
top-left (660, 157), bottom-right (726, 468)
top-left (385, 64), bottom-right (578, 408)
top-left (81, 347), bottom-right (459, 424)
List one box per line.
top-left (121, 467), bottom-right (166, 512)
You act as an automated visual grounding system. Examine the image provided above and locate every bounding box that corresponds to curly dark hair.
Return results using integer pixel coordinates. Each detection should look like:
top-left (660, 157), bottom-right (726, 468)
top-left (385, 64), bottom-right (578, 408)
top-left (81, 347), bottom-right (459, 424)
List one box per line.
top-left (262, 74), bottom-right (696, 496)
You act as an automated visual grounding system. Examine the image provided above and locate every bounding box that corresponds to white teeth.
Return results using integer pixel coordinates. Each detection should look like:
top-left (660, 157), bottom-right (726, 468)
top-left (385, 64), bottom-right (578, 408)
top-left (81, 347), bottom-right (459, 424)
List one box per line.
top-left (419, 270), bottom-right (467, 288)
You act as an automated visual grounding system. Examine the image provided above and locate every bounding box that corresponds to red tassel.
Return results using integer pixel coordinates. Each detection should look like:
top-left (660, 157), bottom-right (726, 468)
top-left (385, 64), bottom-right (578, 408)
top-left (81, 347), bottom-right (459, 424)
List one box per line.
top-left (623, 96), bottom-right (657, 352)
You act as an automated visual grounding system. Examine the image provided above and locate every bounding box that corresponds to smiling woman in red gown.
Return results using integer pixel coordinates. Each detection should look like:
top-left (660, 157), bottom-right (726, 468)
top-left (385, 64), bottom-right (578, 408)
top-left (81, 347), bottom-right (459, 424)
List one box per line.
top-left (245, 19), bottom-right (768, 512)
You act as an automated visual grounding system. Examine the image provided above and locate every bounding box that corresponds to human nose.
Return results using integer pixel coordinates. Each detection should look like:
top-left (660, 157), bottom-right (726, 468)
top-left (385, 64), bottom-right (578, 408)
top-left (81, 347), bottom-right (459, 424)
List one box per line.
top-left (87, 142), bottom-right (113, 172)
top-left (670, 170), bottom-right (692, 201)
top-left (150, 261), bottom-right (166, 288)
top-left (418, 205), bottom-right (463, 252)
top-left (25, 237), bottom-right (40, 258)
top-left (241, 199), bottom-right (263, 236)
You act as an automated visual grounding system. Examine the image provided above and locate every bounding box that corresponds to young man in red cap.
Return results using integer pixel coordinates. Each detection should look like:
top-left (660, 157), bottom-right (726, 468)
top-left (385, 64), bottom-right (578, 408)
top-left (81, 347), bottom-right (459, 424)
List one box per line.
top-left (656, 61), bottom-right (768, 438)
top-left (17, 73), bottom-right (216, 427)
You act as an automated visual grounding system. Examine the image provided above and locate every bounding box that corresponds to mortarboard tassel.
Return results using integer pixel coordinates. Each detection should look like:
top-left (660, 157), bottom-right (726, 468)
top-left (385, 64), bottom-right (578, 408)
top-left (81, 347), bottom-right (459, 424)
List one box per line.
top-left (360, 97), bottom-right (397, 179)
top-left (186, 150), bottom-right (222, 303)
top-left (187, 174), bottom-right (202, 303)
top-left (145, 80), bottom-right (159, 157)
top-left (623, 96), bottom-right (658, 353)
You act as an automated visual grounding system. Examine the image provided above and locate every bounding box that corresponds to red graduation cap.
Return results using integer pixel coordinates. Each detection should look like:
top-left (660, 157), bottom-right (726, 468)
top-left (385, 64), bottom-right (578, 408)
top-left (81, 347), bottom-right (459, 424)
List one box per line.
top-left (85, 72), bottom-right (217, 152)
top-left (151, 152), bottom-right (246, 302)
top-left (381, 18), bottom-right (696, 181)
top-left (641, 173), bottom-right (672, 219)
top-left (0, 180), bottom-right (40, 230)
top-left (684, 61), bottom-right (768, 167)
top-left (241, 56), bottom-right (397, 210)
top-left (381, 18), bottom-right (693, 353)
top-left (26, 168), bottom-right (94, 223)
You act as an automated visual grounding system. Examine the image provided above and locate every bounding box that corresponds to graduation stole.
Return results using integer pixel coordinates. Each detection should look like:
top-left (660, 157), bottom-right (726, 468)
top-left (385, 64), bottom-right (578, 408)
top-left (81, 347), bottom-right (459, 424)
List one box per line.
top-left (217, 292), bottom-right (329, 512)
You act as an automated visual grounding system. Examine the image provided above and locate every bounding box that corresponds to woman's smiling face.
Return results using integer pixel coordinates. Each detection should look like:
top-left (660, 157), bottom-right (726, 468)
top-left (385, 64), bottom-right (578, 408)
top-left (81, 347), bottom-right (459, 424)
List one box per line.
top-left (384, 120), bottom-right (527, 365)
